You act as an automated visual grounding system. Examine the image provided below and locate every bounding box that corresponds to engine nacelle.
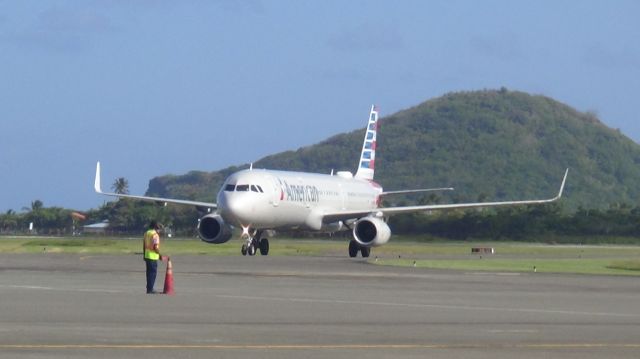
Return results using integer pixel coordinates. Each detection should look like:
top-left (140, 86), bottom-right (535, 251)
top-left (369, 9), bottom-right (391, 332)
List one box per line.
top-left (197, 214), bottom-right (233, 244)
top-left (352, 216), bottom-right (391, 247)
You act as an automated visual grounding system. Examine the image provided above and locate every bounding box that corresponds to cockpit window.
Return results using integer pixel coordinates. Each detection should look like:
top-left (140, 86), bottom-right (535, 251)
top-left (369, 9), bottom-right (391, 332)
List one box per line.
top-left (235, 185), bottom-right (250, 192)
top-left (228, 183), bottom-right (264, 193)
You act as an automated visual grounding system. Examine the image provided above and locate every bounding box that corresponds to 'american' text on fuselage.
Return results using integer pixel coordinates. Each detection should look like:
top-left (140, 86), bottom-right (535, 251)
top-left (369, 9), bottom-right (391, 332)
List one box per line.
top-left (279, 179), bottom-right (320, 203)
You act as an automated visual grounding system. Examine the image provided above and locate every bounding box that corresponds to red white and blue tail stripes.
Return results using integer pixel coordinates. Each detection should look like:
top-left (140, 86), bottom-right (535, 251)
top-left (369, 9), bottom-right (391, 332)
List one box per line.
top-left (355, 105), bottom-right (378, 180)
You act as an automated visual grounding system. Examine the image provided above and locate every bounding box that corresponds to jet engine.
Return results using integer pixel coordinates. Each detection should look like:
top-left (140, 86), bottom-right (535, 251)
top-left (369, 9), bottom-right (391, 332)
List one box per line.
top-left (352, 216), bottom-right (391, 247)
top-left (197, 214), bottom-right (233, 244)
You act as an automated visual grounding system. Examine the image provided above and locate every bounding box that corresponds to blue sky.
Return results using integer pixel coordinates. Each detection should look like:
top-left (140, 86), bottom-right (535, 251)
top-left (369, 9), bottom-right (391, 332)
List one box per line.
top-left (1, 0), bottom-right (639, 212)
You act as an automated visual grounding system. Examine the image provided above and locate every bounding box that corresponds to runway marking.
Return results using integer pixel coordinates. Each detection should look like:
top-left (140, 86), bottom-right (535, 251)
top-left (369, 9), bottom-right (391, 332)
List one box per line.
top-left (214, 294), bottom-right (640, 319)
top-left (1, 285), bottom-right (53, 290)
top-left (1, 343), bottom-right (639, 350)
top-left (3, 285), bottom-right (638, 319)
top-left (0, 285), bottom-right (123, 294)
top-left (466, 272), bottom-right (522, 276)
top-left (487, 329), bottom-right (539, 334)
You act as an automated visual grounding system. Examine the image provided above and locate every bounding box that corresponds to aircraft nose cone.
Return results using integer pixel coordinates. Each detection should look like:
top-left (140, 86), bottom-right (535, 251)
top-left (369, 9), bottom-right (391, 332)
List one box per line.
top-left (225, 195), bottom-right (253, 222)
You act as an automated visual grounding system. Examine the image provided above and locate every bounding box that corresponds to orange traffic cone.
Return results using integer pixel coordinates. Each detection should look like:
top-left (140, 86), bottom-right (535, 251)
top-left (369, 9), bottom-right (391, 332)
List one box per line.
top-left (163, 258), bottom-right (174, 295)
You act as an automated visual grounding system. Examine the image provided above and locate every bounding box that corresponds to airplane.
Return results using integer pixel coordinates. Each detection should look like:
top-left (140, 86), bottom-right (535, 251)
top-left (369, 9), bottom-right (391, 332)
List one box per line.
top-left (94, 105), bottom-right (568, 257)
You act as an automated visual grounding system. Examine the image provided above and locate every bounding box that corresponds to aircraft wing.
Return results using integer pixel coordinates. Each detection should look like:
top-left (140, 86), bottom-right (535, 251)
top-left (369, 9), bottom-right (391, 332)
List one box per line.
top-left (94, 162), bottom-right (217, 210)
top-left (380, 187), bottom-right (454, 196)
top-left (322, 169), bottom-right (568, 224)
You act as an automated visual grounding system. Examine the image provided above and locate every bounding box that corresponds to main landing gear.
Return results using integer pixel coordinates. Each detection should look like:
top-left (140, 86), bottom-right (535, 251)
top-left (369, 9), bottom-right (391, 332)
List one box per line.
top-left (348, 239), bottom-right (370, 258)
top-left (241, 230), bottom-right (269, 256)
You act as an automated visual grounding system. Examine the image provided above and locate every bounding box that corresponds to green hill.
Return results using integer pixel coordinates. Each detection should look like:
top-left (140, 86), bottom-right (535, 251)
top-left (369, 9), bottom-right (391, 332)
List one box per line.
top-left (147, 89), bottom-right (640, 210)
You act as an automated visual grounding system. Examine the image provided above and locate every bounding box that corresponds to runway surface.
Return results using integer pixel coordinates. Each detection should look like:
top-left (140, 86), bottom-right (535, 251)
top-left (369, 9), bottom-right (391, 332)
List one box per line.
top-left (0, 253), bottom-right (639, 358)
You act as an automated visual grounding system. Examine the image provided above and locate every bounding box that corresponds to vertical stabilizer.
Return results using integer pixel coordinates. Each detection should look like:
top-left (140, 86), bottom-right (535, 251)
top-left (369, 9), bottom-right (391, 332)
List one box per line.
top-left (354, 105), bottom-right (379, 180)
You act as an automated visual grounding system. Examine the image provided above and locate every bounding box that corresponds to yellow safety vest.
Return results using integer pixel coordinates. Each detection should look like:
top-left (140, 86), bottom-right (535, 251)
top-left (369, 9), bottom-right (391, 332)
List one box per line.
top-left (143, 229), bottom-right (160, 260)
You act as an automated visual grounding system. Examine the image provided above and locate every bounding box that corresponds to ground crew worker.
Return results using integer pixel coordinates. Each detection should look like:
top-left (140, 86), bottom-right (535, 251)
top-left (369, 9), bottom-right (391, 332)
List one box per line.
top-left (143, 220), bottom-right (163, 294)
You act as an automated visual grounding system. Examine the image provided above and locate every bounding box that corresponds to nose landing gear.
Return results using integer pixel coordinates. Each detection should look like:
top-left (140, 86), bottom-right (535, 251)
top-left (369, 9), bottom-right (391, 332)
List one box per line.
top-left (241, 229), bottom-right (269, 256)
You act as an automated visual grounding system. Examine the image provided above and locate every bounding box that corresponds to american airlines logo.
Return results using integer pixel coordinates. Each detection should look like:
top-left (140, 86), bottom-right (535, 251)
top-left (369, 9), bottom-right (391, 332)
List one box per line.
top-left (280, 179), bottom-right (320, 203)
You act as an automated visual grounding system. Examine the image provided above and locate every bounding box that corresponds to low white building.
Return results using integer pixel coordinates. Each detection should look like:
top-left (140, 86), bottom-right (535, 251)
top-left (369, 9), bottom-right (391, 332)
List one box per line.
top-left (83, 220), bottom-right (110, 234)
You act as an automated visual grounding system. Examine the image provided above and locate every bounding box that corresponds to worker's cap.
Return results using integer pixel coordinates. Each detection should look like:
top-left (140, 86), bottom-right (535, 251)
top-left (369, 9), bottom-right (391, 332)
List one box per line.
top-left (149, 220), bottom-right (163, 230)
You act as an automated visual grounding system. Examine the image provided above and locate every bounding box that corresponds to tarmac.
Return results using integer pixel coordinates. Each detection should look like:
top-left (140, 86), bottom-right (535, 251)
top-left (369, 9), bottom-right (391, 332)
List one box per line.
top-left (0, 252), bottom-right (639, 358)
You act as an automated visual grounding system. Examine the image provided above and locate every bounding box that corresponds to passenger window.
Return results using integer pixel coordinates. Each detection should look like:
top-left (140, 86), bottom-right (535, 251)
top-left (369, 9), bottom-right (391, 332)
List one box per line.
top-left (224, 184), bottom-right (235, 192)
top-left (236, 185), bottom-right (249, 192)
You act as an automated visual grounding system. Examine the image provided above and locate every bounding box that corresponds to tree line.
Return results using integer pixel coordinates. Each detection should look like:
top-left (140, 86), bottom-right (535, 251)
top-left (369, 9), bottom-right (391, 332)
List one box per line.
top-left (389, 203), bottom-right (640, 243)
top-left (0, 199), bottom-right (199, 236)
top-left (2, 176), bottom-right (638, 240)
top-left (2, 199), bottom-right (640, 242)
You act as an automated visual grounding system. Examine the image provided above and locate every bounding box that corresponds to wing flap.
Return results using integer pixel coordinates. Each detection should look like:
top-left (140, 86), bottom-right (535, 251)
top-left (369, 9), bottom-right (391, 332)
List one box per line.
top-left (381, 187), bottom-right (454, 195)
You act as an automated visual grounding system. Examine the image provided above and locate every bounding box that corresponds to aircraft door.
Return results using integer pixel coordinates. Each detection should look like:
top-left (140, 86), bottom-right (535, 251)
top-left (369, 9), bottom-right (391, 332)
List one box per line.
top-left (268, 176), bottom-right (281, 207)
top-left (299, 177), bottom-right (310, 208)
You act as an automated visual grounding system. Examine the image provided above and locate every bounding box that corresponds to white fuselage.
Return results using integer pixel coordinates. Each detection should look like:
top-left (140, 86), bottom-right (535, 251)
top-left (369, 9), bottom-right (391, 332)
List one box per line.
top-left (217, 169), bottom-right (382, 230)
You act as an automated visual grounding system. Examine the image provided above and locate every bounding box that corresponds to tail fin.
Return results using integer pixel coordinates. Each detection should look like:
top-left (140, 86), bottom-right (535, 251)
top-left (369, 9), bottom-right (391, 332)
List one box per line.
top-left (354, 105), bottom-right (379, 180)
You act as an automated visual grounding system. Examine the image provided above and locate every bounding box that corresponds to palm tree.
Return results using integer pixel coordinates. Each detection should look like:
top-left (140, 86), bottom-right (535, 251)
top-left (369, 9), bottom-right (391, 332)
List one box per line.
top-left (22, 200), bottom-right (43, 213)
top-left (20, 200), bottom-right (44, 233)
top-left (33, 200), bottom-right (43, 211)
top-left (112, 177), bottom-right (129, 195)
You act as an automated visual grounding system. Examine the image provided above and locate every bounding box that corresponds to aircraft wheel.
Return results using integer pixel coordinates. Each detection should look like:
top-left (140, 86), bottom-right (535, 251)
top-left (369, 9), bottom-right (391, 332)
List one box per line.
top-left (360, 246), bottom-right (371, 258)
top-left (241, 244), bottom-right (248, 256)
top-left (248, 243), bottom-right (257, 256)
top-left (259, 238), bottom-right (269, 256)
top-left (348, 240), bottom-right (359, 258)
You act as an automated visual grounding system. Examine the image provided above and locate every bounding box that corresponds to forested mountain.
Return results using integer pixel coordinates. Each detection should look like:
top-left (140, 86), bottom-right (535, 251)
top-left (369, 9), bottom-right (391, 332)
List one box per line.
top-left (147, 89), bottom-right (640, 211)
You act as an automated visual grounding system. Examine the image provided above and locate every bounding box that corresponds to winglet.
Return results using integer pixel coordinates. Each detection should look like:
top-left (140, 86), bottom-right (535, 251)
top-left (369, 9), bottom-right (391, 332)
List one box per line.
top-left (94, 161), bottom-right (103, 194)
top-left (556, 168), bottom-right (569, 199)
top-left (92, 161), bottom-right (217, 209)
